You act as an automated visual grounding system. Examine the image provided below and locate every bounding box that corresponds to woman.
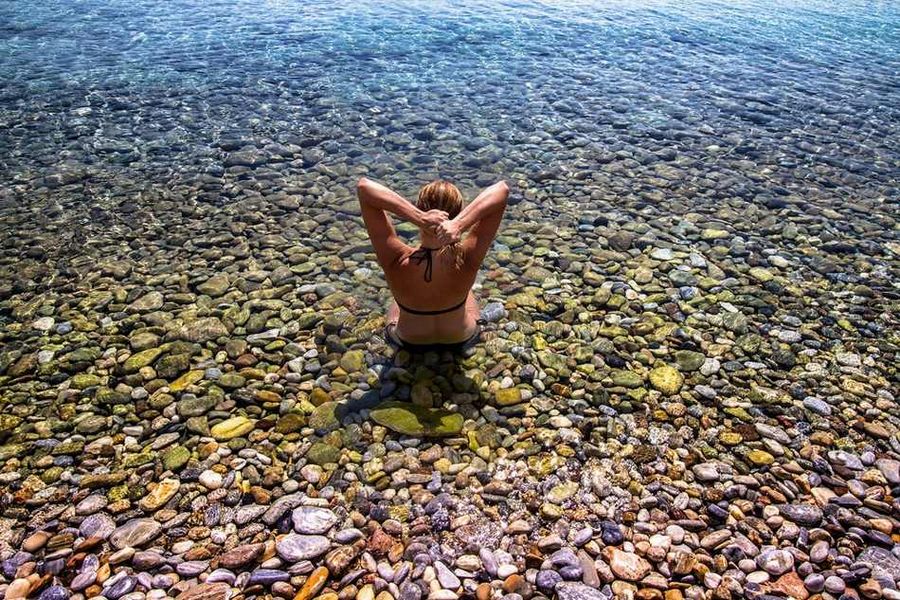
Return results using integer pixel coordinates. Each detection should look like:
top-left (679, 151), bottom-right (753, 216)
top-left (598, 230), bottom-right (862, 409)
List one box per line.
top-left (357, 176), bottom-right (509, 351)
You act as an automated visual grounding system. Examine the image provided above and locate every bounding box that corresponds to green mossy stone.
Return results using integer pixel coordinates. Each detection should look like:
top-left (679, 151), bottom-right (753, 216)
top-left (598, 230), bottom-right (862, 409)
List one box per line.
top-left (339, 350), bottom-right (366, 373)
top-left (0, 414), bottom-right (22, 438)
top-left (723, 312), bottom-right (749, 334)
top-left (626, 389), bottom-right (648, 404)
top-left (108, 484), bottom-right (130, 502)
top-left (546, 481), bottom-right (579, 504)
top-left (63, 348), bottom-right (101, 364)
top-left (310, 388), bottom-right (331, 406)
top-left (307, 442), bottom-right (341, 466)
top-left (701, 228), bottom-right (730, 240)
top-left (124, 451), bottom-right (156, 468)
top-left (308, 402), bottom-right (342, 431)
top-left (130, 332), bottom-right (161, 351)
top-left (0, 444), bottom-right (26, 461)
top-left (674, 350), bottom-right (706, 372)
top-left (536, 350), bottom-right (566, 371)
top-left (719, 432), bottom-right (743, 446)
top-left (162, 445), bottom-right (191, 471)
top-left (177, 394), bottom-right (217, 418)
top-left (495, 388), bottom-right (522, 406)
top-left (197, 274), bottom-right (230, 297)
top-left (648, 365), bottom-right (684, 395)
top-left (124, 347), bottom-right (165, 373)
top-left (41, 466), bottom-right (64, 484)
top-left (185, 416), bottom-right (210, 436)
top-left (71, 373), bottom-right (103, 390)
top-left (96, 387), bottom-right (129, 405)
top-left (749, 267), bottom-right (774, 283)
top-left (370, 401), bottom-right (464, 437)
top-left (611, 370), bottom-right (644, 389)
top-left (274, 413), bottom-right (306, 434)
top-left (724, 407), bottom-right (753, 422)
top-left (75, 415), bottom-right (107, 435)
top-left (52, 440), bottom-right (85, 455)
top-left (747, 450), bottom-right (775, 466)
top-left (210, 416), bottom-right (255, 441)
top-left (155, 353), bottom-right (191, 379)
top-left (169, 370), bottom-right (204, 392)
top-left (218, 372), bottom-right (245, 389)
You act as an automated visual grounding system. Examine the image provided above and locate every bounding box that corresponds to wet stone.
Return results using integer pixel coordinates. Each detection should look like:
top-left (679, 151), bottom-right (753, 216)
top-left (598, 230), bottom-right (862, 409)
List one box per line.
top-left (556, 582), bottom-right (606, 600)
top-left (776, 503), bottom-right (822, 526)
top-left (292, 506), bottom-right (338, 534)
top-left (370, 401), bottom-right (463, 437)
top-left (275, 534), bottom-right (331, 562)
top-left (79, 513), bottom-right (116, 539)
top-left (219, 542), bottom-right (265, 569)
top-left (0, 10), bottom-right (897, 600)
top-left (109, 519), bottom-right (162, 549)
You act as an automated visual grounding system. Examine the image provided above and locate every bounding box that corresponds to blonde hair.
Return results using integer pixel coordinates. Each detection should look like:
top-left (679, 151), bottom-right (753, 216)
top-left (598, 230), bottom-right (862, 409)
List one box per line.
top-left (417, 180), bottom-right (465, 270)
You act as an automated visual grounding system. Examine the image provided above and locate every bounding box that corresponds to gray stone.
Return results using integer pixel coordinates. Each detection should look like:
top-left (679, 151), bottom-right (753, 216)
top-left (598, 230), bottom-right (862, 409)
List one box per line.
top-left (857, 547), bottom-right (900, 580)
top-left (292, 506), bottom-right (338, 534)
top-left (776, 503), bottom-right (823, 526)
top-left (79, 513), bottom-right (116, 539)
top-left (275, 534), bottom-right (330, 562)
top-left (556, 582), bottom-right (608, 600)
top-left (109, 518), bottom-right (162, 549)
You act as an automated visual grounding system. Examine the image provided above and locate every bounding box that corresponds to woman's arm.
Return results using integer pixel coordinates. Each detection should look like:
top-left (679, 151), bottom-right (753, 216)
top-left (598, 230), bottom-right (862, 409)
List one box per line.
top-left (439, 180), bottom-right (509, 242)
top-left (357, 177), bottom-right (427, 226)
top-left (357, 177), bottom-right (448, 268)
top-left (438, 181), bottom-right (509, 268)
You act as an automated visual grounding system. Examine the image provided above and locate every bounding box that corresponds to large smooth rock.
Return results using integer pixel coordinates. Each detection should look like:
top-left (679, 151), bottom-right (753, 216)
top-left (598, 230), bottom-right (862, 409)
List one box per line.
top-left (776, 503), bottom-right (822, 526)
top-left (178, 317), bottom-right (229, 343)
top-left (556, 582), bottom-right (607, 600)
top-left (218, 543), bottom-right (264, 569)
top-left (370, 401), bottom-right (463, 437)
top-left (649, 365), bottom-right (684, 395)
top-left (139, 479), bottom-right (180, 511)
top-left (175, 583), bottom-right (230, 600)
top-left (857, 547), bottom-right (900, 580)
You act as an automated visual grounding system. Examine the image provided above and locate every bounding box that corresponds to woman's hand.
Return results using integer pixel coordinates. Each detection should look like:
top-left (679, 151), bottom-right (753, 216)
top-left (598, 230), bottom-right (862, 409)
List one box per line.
top-left (435, 219), bottom-right (462, 245)
top-left (419, 209), bottom-right (449, 229)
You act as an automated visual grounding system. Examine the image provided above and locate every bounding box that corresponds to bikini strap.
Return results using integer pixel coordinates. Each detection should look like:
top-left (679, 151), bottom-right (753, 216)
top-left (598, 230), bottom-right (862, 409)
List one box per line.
top-left (396, 296), bottom-right (468, 316)
top-left (399, 245), bottom-right (468, 314)
top-left (410, 246), bottom-right (436, 282)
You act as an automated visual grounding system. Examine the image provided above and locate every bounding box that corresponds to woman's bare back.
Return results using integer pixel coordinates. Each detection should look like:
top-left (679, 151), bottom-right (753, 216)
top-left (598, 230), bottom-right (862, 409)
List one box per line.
top-left (357, 177), bottom-right (509, 347)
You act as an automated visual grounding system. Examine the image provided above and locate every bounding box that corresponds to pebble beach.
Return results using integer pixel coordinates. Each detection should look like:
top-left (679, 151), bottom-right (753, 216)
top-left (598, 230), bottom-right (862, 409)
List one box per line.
top-left (0, 1), bottom-right (898, 600)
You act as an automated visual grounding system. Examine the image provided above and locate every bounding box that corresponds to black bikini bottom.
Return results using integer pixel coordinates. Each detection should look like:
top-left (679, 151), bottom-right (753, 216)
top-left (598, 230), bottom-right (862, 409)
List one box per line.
top-left (384, 321), bottom-right (483, 353)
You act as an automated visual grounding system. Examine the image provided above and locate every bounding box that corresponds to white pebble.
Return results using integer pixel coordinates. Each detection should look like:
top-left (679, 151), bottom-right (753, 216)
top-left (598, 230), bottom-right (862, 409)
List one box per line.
top-left (199, 470), bottom-right (224, 490)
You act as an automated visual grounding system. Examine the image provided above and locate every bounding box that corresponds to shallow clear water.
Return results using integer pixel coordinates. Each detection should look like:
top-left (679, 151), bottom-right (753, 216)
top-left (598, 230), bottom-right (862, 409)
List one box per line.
top-left (2, 1), bottom-right (898, 198)
top-left (0, 1), bottom-right (899, 595)
top-left (0, 0), bottom-right (898, 294)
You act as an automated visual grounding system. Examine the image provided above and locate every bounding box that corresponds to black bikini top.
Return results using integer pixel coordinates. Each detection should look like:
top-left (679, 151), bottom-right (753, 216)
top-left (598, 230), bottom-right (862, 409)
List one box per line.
top-left (409, 245), bottom-right (438, 283)
top-left (396, 246), bottom-right (467, 316)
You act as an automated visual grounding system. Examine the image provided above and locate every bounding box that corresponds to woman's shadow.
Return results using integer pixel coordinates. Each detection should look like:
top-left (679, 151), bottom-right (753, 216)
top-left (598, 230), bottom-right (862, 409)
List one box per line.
top-left (313, 314), bottom-right (493, 437)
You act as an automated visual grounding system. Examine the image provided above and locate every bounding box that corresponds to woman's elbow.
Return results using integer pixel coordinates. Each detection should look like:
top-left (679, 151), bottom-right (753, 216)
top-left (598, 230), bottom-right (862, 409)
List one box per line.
top-left (357, 177), bottom-right (373, 202)
top-left (496, 180), bottom-right (510, 203)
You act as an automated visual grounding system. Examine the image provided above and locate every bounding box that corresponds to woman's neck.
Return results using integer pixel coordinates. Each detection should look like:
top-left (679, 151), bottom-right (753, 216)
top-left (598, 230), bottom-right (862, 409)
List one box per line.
top-left (419, 232), bottom-right (444, 248)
